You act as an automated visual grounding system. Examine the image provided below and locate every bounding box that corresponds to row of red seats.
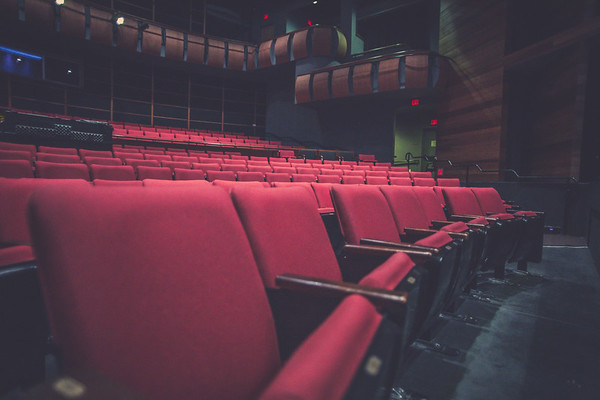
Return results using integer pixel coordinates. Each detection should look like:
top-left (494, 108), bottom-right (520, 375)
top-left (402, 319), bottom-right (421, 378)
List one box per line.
top-left (1, 179), bottom-right (542, 398)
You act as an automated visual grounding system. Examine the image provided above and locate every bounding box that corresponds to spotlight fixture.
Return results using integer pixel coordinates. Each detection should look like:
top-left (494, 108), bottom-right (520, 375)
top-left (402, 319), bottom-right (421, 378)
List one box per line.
top-left (55, 0), bottom-right (65, 5)
top-left (67, 69), bottom-right (72, 74)
top-left (313, 1), bottom-right (318, 4)
top-left (112, 13), bottom-right (125, 25)
top-left (16, 57), bottom-right (22, 63)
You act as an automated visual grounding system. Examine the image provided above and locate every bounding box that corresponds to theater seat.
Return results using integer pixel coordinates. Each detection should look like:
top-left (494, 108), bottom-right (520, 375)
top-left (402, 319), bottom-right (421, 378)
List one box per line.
top-left (330, 184), bottom-right (461, 335)
top-left (36, 161), bottom-right (90, 180)
top-left (230, 185), bottom-right (422, 360)
top-left (28, 184), bottom-right (399, 400)
top-left (0, 160), bottom-right (34, 178)
top-left (89, 165), bottom-right (136, 181)
top-left (136, 166), bottom-right (173, 180)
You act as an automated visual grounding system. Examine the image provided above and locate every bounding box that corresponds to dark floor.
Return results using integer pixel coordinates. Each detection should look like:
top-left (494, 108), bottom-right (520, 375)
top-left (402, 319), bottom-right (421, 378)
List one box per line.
top-left (390, 243), bottom-right (600, 400)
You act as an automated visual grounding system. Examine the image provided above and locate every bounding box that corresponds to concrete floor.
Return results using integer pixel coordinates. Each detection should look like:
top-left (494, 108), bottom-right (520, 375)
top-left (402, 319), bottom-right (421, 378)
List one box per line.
top-left (391, 245), bottom-right (600, 400)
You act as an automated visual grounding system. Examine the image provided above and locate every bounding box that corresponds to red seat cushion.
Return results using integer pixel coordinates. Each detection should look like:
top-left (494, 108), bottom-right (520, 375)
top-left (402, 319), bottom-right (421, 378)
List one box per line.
top-left (359, 253), bottom-right (415, 290)
top-left (440, 221), bottom-right (470, 233)
top-left (415, 231), bottom-right (453, 248)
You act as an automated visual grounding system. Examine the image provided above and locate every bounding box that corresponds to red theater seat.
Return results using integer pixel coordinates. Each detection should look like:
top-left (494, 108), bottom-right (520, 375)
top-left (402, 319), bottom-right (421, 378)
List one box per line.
top-left (36, 153), bottom-right (81, 164)
top-left (436, 178), bottom-right (460, 187)
top-left (265, 172), bottom-right (291, 183)
top-left (366, 176), bottom-right (389, 185)
top-left (37, 146), bottom-right (78, 155)
top-left (28, 184), bottom-right (404, 400)
top-left (173, 169), bottom-right (206, 180)
top-left (79, 149), bottom-right (113, 158)
top-left (36, 161), bottom-right (90, 180)
top-left (89, 165), bottom-right (136, 181)
top-left (206, 170), bottom-right (236, 182)
top-left (84, 156), bottom-right (123, 166)
top-left (0, 160), bottom-right (34, 178)
top-left (237, 171), bottom-right (266, 182)
top-left (136, 166), bottom-right (173, 180)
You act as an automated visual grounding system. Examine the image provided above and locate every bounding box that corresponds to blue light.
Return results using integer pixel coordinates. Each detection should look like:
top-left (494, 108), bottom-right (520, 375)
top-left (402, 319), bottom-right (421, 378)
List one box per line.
top-left (0, 46), bottom-right (42, 61)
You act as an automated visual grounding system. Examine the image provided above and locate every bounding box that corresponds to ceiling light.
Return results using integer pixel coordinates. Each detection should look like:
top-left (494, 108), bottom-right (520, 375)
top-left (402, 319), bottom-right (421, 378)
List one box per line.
top-left (116, 16), bottom-right (125, 25)
top-left (56, 0), bottom-right (65, 5)
top-left (313, 1), bottom-right (318, 4)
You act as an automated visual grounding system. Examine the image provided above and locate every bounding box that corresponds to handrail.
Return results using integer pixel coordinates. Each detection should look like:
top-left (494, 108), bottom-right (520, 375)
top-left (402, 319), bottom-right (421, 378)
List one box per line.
top-left (464, 164), bottom-right (578, 185)
top-left (307, 49), bottom-right (443, 75)
top-left (402, 154), bottom-right (579, 184)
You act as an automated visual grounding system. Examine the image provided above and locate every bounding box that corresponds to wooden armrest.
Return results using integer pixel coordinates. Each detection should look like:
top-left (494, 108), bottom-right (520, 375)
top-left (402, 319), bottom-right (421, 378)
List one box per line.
top-left (359, 238), bottom-right (439, 253)
top-left (344, 243), bottom-right (434, 258)
top-left (404, 227), bottom-right (468, 240)
top-left (466, 223), bottom-right (487, 229)
top-left (431, 220), bottom-right (453, 227)
top-left (503, 200), bottom-right (516, 205)
top-left (275, 273), bottom-right (408, 309)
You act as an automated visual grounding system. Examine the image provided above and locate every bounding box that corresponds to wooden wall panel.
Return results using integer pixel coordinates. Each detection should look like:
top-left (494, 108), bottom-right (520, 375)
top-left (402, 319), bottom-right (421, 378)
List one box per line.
top-left (405, 55), bottom-right (429, 88)
top-left (89, 8), bottom-right (114, 47)
top-left (437, 0), bottom-right (507, 181)
top-left (312, 72), bottom-right (330, 101)
top-left (331, 68), bottom-right (351, 98)
top-left (295, 74), bottom-right (311, 104)
top-left (352, 64), bottom-right (372, 95)
top-left (187, 35), bottom-right (205, 64)
top-left (60, 1), bottom-right (86, 38)
top-left (164, 29), bottom-right (184, 61)
top-left (227, 42), bottom-right (245, 70)
top-left (292, 30), bottom-right (309, 60)
top-left (206, 38), bottom-right (225, 68)
top-left (522, 46), bottom-right (585, 178)
top-left (25, 0), bottom-right (54, 30)
top-left (378, 58), bottom-right (401, 92)
top-left (312, 27), bottom-right (332, 57)
top-left (258, 40), bottom-right (272, 68)
top-left (142, 25), bottom-right (162, 57)
top-left (246, 46), bottom-right (257, 71)
top-left (274, 35), bottom-right (290, 64)
top-left (116, 18), bottom-right (139, 52)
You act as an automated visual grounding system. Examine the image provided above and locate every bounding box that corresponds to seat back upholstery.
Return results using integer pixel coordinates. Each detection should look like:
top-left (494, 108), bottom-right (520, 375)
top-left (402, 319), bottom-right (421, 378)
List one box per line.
top-left (231, 186), bottom-right (342, 288)
top-left (441, 187), bottom-right (484, 216)
top-left (412, 187), bottom-right (448, 222)
top-left (90, 165), bottom-right (136, 181)
top-left (471, 187), bottom-right (507, 214)
top-left (36, 161), bottom-right (90, 180)
top-left (379, 186), bottom-right (431, 233)
top-left (28, 185), bottom-right (280, 400)
top-left (330, 185), bottom-right (401, 245)
top-left (0, 178), bottom-right (89, 246)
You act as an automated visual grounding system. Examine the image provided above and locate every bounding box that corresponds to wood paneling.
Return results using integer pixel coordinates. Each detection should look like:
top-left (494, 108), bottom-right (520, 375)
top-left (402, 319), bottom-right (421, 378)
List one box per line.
top-left (187, 35), bottom-right (205, 64)
top-left (295, 74), bottom-right (311, 104)
top-left (312, 27), bottom-right (332, 57)
top-left (258, 40), bottom-right (272, 68)
top-left (352, 64), bottom-right (372, 96)
top-left (292, 30), bottom-right (309, 60)
top-left (60, 2), bottom-right (86, 38)
top-left (331, 68), bottom-right (351, 98)
top-left (206, 38), bottom-right (226, 68)
top-left (405, 55), bottom-right (429, 88)
top-left (116, 18), bottom-right (139, 52)
top-left (437, 0), bottom-right (507, 181)
top-left (165, 29), bottom-right (184, 61)
top-left (312, 72), bottom-right (330, 101)
top-left (378, 58), bottom-right (401, 92)
top-left (227, 43), bottom-right (245, 70)
top-left (142, 25), bottom-right (163, 57)
top-left (274, 35), bottom-right (290, 64)
top-left (89, 8), bottom-right (114, 47)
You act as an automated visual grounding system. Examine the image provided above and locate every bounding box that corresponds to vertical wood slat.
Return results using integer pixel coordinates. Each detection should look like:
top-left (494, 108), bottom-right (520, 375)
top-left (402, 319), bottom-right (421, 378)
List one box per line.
top-left (187, 35), bottom-right (205, 64)
top-left (292, 29), bottom-right (309, 60)
top-left (352, 63), bottom-right (373, 95)
top-left (227, 42), bottom-right (245, 70)
top-left (331, 67), bottom-right (351, 98)
top-left (165, 29), bottom-right (184, 61)
top-left (258, 40), bottom-right (273, 68)
top-left (274, 35), bottom-right (290, 64)
top-left (60, 2), bottom-right (86, 38)
top-left (312, 72), bottom-right (330, 101)
top-left (404, 55), bottom-right (429, 89)
top-left (89, 8), bottom-right (114, 47)
top-left (295, 74), bottom-right (311, 104)
top-left (206, 38), bottom-right (226, 68)
top-left (378, 58), bottom-right (401, 92)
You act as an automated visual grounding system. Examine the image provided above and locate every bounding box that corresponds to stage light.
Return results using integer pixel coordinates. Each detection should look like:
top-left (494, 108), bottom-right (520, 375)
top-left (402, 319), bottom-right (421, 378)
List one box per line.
top-left (313, 1), bottom-right (318, 4)
top-left (112, 13), bottom-right (125, 25)
top-left (16, 57), bottom-right (22, 63)
top-left (55, 0), bottom-right (65, 5)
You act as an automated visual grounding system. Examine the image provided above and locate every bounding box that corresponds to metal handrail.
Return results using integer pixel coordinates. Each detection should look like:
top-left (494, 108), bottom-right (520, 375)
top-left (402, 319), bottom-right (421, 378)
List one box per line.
top-left (464, 163), bottom-right (578, 185)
